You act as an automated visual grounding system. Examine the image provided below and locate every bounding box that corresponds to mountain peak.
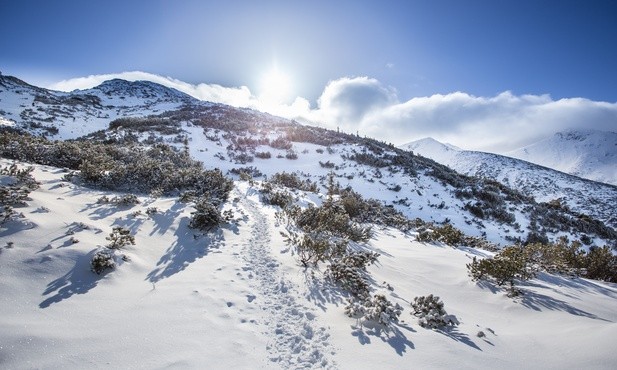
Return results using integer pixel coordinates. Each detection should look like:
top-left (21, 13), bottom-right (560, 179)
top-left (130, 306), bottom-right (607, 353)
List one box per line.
top-left (507, 129), bottom-right (617, 186)
top-left (89, 78), bottom-right (195, 102)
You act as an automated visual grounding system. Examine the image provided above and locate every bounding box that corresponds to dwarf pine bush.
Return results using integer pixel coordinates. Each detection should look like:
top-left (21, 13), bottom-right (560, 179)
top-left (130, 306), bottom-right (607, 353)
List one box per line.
top-left (91, 249), bottom-right (115, 274)
top-left (411, 294), bottom-right (459, 329)
top-left (106, 227), bottom-right (135, 250)
top-left (188, 197), bottom-right (233, 232)
top-left (345, 294), bottom-right (403, 327)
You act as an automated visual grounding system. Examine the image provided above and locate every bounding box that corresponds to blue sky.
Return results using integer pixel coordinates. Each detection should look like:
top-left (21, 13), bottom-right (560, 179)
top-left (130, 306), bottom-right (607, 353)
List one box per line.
top-left (1, 0), bottom-right (616, 150)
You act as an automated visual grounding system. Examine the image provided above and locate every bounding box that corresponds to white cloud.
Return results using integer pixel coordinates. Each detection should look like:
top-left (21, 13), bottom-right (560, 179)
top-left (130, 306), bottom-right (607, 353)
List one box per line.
top-left (48, 72), bottom-right (617, 153)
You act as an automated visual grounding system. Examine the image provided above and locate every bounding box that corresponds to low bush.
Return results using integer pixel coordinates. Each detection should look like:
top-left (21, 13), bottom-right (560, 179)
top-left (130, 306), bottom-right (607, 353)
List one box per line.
top-left (269, 172), bottom-right (318, 193)
top-left (106, 227), bottom-right (135, 250)
top-left (188, 197), bottom-right (233, 232)
top-left (345, 294), bottom-right (403, 327)
top-left (91, 248), bottom-right (115, 274)
top-left (284, 231), bottom-right (348, 267)
top-left (411, 294), bottom-right (459, 329)
top-left (325, 252), bottom-right (379, 296)
top-left (417, 224), bottom-right (465, 246)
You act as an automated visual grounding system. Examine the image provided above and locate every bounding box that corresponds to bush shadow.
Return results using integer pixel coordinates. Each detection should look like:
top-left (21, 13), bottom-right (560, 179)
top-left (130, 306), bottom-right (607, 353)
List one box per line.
top-left (149, 201), bottom-right (186, 236)
top-left (146, 217), bottom-right (225, 283)
top-left (351, 321), bottom-right (415, 356)
top-left (39, 249), bottom-right (102, 308)
top-left (435, 326), bottom-right (482, 351)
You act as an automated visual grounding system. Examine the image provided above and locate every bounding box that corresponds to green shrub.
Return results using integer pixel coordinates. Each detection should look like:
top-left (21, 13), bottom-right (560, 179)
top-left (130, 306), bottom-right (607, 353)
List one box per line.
top-left (91, 249), bottom-right (115, 274)
top-left (325, 252), bottom-right (379, 296)
top-left (467, 245), bottom-right (536, 289)
top-left (584, 246), bottom-right (617, 283)
top-left (411, 294), bottom-right (459, 329)
top-left (417, 224), bottom-right (464, 246)
top-left (294, 203), bottom-right (372, 243)
top-left (188, 197), bottom-right (233, 232)
top-left (106, 227), bottom-right (135, 250)
top-left (345, 294), bottom-right (403, 327)
top-left (284, 231), bottom-right (347, 267)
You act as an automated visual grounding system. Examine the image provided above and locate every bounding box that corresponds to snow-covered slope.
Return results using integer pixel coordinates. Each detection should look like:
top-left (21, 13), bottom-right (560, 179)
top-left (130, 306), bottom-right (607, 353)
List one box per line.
top-left (506, 130), bottom-right (617, 186)
top-left (401, 137), bottom-right (617, 231)
top-left (0, 72), bottom-right (198, 139)
top-left (2, 72), bottom-right (615, 245)
top-left (1, 159), bottom-right (616, 369)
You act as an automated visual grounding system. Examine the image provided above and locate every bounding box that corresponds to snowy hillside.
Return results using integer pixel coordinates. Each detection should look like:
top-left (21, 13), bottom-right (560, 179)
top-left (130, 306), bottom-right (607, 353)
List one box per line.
top-left (2, 72), bottom-right (616, 246)
top-left (0, 72), bottom-right (197, 139)
top-left (506, 130), bottom-right (617, 186)
top-left (1, 73), bottom-right (616, 369)
top-left (401, 138), bottom-right (617, 231)
top-left (1, 159), bottom-right (616, 369)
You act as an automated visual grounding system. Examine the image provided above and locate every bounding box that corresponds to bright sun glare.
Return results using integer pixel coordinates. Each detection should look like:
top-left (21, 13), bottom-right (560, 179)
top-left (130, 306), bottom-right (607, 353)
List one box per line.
top-left (259, 67), bottom-right (291, 104)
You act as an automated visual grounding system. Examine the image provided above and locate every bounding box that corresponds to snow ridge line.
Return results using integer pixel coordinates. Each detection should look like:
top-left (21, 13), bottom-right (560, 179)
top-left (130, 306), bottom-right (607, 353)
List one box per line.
top-left (238, 190), bottom-right (336, 369)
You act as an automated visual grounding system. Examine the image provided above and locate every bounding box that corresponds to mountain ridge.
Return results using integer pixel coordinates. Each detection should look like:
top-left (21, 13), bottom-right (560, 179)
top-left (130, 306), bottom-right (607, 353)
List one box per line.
top-left (506, 129), bottom-right (617, 186)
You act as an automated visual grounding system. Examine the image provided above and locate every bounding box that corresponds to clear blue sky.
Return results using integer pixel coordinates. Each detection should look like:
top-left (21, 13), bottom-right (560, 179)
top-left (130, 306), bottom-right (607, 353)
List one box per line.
top-left (1, 0), bottom-right (616, 103)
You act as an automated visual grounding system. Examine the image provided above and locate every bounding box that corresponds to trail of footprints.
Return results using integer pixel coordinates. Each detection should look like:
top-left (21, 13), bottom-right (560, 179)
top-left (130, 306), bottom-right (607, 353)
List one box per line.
top-left (234, 192), bottom-right (336, 369)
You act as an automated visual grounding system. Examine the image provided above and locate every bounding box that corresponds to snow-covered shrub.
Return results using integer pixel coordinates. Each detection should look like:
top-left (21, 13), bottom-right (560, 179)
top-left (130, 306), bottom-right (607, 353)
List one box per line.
top-left (325, 252), bottom-right (379, 296)
top-left (111, 194), bottom-right (140, 206)
top-left (269, 136), bottom-right (292, 150)
top-left (106, 227), bottom-right (135, 250)
top-left (284, 231), bottom-right (347, 267)
top-left (345, 294), bottom-right (403, 327)
top-left (525, 238), bottom-right (585, 276)
top-left (0, 164), bottom-right (38, 225)
top-left (188, 197), bottom-right (232, 232)
top-left (467, 245), bottom-right (536, 288)
top-left (417, 223), bottom-right (464, 246)
top-left (269, 172), bottom-right (318, 192)
top-left (255, 151), bottom-right (271, 159)
top-left (91, 248), bottom-right (115, 274)
top-left (0, 132), bottom-right (234, 200)
top-left (583, 246), bottom-right (617, 283)
top-left (411, 294), bottom-right (459, 329)
top-left (294, 203), bottom-right (372, 243)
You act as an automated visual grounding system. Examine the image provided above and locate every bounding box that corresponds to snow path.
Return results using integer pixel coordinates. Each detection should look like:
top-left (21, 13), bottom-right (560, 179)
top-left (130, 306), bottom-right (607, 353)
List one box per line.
top-left (236, 188), bottom-right (336, 369)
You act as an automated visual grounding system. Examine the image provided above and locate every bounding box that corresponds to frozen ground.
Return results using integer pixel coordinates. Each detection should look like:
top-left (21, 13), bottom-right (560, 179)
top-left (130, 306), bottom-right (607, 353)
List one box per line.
top-left (1, 159), bottom-right (616, 369)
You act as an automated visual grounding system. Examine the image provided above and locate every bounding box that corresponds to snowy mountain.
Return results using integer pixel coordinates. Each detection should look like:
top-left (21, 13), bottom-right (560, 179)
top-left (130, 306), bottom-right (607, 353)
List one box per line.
top-left (401, 137), bottom-right (617, 231)
top-left (0, 72), bottom-right (197, 139)
top-left (1, 73), bottom-right (617, 369)
top-left (506, 130), bottom-right (617, 186)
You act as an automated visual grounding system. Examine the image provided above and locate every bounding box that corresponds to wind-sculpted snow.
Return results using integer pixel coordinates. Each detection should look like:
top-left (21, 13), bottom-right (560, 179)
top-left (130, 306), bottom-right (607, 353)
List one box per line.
top-left (1, 159), bottom-right (616, 369)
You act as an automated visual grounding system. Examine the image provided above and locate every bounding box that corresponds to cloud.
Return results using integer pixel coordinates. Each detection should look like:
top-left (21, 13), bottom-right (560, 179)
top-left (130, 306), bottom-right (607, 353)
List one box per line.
top-left (49, 72), bottom-right (617, 153)
top-left (315, 77), bottom-right (398, 129)
top-left (304, 80), bottom-right (617, 152)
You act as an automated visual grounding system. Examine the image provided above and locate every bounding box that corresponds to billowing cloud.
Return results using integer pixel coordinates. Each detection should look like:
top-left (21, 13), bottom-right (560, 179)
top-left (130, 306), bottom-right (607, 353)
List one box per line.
top-left (316, 77), bottom-right (398, 128)
top-left (49, 72), bottom-right (617, 153)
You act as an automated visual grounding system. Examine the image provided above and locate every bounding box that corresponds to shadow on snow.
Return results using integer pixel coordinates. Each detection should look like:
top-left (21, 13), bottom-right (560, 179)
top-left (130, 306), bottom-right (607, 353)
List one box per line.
top-left (146, 216), bottom-right (225, 283)
top-left (39, 249), bottom-right (102, 308)
top-left (351, 321), bottom-right (415, 356)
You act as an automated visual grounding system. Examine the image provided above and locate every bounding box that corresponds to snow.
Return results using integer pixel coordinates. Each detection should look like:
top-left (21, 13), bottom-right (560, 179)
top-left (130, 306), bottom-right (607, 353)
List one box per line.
top-left (1, 159), bottom-right (616, 369)
top-left (401, 136), bottom-right (617, 231)
top-left (506, 129), bottom-right (617, 186)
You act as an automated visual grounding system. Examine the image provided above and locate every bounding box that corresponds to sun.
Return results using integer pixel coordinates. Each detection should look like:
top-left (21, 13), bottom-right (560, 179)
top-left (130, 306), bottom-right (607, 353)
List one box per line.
top-left (259, 67), bottom-right (291, 104)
